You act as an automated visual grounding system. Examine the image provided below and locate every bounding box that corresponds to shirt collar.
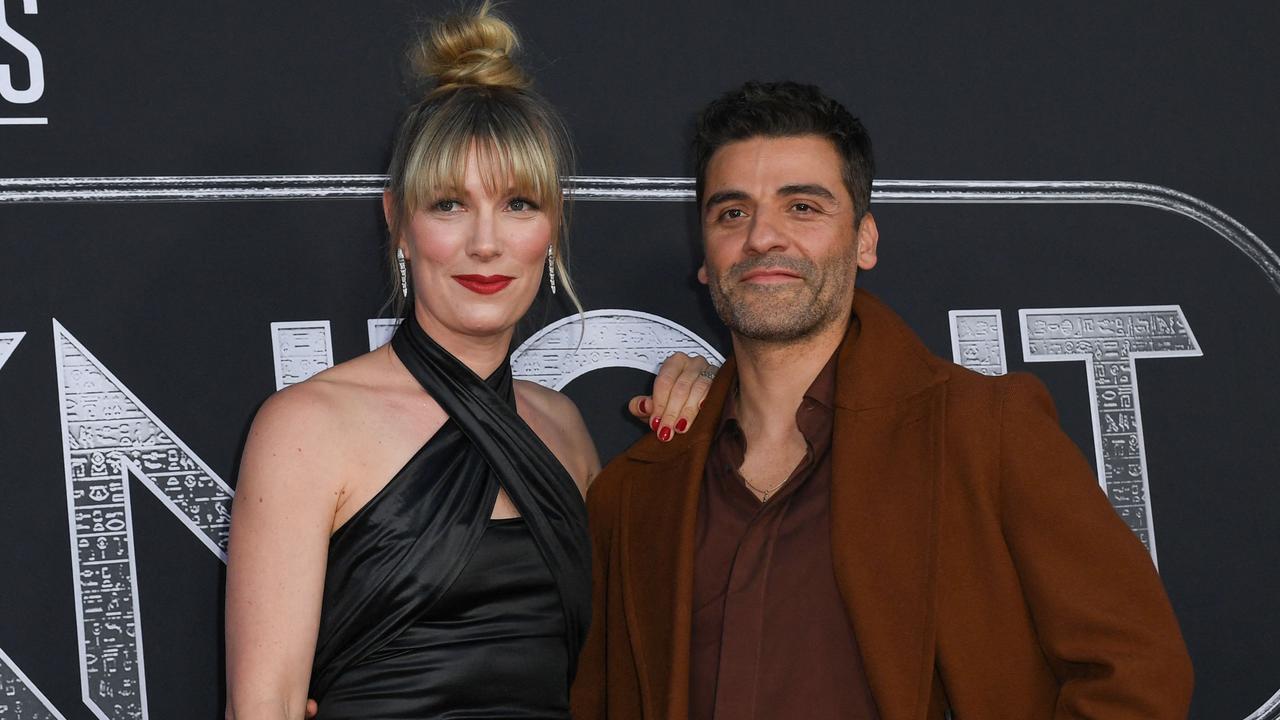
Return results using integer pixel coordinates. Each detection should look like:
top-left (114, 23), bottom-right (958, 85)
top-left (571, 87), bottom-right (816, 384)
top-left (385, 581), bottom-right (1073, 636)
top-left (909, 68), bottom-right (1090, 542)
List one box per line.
top-left (717, 312), bottom-right (859, 432)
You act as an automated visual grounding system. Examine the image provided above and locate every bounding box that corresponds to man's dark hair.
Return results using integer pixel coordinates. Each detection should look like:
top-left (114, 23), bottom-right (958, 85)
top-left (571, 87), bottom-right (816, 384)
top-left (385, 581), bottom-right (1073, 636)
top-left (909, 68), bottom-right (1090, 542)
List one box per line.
top-left (692, 81), bottom-right (875, 221)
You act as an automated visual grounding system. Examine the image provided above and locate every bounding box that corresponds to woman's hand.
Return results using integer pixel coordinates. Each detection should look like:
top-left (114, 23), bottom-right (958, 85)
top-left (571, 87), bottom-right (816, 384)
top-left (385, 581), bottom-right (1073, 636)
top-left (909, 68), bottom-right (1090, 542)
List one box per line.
top-left (628, 352), bottom-right (719, 442)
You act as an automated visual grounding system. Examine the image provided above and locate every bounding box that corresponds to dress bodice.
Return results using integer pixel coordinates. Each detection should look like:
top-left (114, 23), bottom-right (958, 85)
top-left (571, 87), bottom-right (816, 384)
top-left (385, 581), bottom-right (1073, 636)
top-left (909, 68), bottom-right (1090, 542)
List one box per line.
top-left (315, 518), bottom-right (569, 719)
top-left (307, 311), bottom-right (590, 719)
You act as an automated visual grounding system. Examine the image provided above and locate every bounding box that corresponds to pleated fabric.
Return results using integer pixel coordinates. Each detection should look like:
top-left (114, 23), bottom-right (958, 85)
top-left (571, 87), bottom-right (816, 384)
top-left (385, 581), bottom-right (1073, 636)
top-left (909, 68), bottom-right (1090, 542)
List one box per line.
top-left (307, 310), bottom-right (591, 718)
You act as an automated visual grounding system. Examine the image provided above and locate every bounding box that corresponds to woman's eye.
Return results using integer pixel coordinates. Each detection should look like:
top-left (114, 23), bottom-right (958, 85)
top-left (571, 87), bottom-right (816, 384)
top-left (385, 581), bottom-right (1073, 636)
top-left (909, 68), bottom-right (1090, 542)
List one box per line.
top-left (508, 197), bottom-right (539, 212)
top-left (433, 199), bottom-right (460, 212)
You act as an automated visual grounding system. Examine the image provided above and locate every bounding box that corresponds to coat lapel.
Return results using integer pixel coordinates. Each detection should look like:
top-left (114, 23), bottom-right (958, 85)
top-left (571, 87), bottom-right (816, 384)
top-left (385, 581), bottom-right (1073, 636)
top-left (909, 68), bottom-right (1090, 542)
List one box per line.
top-left (619, 357), bottom-right (736, 720)
top-left (615, 289), bottom-right (946, 720)
top-left (831, 291), bottom-right (948, 720)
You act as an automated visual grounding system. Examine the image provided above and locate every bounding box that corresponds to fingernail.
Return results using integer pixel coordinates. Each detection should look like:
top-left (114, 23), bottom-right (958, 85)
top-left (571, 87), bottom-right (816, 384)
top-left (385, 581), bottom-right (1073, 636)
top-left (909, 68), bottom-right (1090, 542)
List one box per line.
top-left (658, 426), bottom-right (672, 442)
top-left (639, 398), bottom-right (649, 414)
top-left (675, 418), bottom-right (688, 433)
top-left (651, 416), bottom-right (661, 431)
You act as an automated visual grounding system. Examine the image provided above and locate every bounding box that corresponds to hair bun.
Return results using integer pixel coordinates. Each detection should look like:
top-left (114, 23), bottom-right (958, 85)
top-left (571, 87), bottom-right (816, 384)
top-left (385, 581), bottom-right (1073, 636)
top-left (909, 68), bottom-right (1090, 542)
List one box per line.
top-left (413, 3), bottom-right (529, 94)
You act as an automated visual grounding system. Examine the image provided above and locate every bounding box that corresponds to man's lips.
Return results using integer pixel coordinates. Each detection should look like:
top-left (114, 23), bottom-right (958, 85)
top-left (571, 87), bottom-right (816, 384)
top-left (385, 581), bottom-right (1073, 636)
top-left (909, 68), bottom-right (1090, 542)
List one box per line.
top-left (739, 268), bottom-right (803, 284)
top-left (453, 274), bottom-right (515, 295)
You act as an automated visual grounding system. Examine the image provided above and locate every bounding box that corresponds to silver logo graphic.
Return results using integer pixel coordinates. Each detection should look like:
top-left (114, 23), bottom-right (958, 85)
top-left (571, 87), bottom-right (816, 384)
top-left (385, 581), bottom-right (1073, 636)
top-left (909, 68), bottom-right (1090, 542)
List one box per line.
top-left (948, 310), bottom-right (1007, 377)
top-left (54, 322), bottom-right (236, 719)
top-left (1020, 306), bottom-right (1201, 567)
top-left (0, 647), bottom-right (66, 720)
top-left (511, 310), bottom-right (723, 390)
top-left (0, 331), bottom-right (24, 371)
top-left (270, 321), bottom-right (335, 390)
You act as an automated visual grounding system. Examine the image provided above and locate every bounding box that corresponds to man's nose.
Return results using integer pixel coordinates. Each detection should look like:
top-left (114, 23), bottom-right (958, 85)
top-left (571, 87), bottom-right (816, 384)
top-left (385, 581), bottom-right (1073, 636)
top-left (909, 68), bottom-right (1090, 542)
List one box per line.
top-left (743, 210), bottom-right (787, 255)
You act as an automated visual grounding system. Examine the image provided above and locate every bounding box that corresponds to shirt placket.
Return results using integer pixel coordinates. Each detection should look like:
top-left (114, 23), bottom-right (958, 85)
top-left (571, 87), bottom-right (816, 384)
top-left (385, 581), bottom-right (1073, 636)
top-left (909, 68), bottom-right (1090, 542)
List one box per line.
top-left (710, 449), bottom-right (815, 720)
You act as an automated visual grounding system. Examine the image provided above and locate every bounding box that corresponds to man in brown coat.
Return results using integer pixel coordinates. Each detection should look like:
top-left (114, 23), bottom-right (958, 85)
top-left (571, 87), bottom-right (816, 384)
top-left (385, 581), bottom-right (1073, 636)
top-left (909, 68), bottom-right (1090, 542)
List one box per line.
top-left (570, 81), bottom-right (1193, 720)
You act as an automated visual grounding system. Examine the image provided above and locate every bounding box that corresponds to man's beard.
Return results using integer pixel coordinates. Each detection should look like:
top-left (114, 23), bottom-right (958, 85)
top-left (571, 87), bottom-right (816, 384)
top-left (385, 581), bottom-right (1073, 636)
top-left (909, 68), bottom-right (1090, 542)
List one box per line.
top-left (705, 246), bottom-right (857, 343)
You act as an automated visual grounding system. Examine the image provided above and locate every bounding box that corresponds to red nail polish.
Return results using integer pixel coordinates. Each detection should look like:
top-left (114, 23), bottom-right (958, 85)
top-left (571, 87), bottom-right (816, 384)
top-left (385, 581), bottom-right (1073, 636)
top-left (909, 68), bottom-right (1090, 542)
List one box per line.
top-left (658, 426), bottom-right (672, 442)
top-left (675, 418), bottom-right (688, 433)
top-left (639, 398), bottom-right (649, 414)
top-left (651, 416), bottom-right (661, 431)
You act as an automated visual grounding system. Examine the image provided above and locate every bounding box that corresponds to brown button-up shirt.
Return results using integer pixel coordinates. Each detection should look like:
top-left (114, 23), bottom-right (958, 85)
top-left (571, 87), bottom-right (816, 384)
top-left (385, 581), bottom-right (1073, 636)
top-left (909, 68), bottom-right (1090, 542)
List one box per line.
top-left (691, 327), bottom-right (880, 720)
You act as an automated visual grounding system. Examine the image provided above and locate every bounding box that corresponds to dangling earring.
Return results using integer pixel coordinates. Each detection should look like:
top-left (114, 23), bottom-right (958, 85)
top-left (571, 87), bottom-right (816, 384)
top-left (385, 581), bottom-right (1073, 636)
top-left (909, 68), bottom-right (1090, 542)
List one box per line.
top-left (397, 247), bottom-right (408, 298)
top-left (546, 245), bottom-right (557, 295)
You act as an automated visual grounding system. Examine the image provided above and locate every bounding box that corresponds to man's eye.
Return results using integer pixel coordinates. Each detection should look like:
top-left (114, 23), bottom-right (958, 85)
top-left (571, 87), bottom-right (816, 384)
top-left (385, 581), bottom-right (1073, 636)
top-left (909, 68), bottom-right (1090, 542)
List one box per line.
top-left (508, 197), bottom-right (539, 212)
top-left (792, 202), bottom-right (813, 212)
top-left (433, 199), bottom-right (460, 212)
top-left (720, 208), bottom-right (746, 221)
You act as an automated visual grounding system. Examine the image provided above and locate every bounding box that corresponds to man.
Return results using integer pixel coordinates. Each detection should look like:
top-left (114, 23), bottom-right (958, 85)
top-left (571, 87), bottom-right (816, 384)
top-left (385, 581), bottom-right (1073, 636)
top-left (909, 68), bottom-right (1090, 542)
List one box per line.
top-left (571, 81), bottom-right (1193, 719)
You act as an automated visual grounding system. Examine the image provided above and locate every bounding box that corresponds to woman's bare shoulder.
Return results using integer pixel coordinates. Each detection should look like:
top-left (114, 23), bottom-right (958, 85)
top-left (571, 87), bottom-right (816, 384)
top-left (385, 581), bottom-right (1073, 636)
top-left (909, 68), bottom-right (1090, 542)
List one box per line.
top-left (514, 380), bottom-right (600, 492)
top-left (245, 349), bottom-right (407, 477)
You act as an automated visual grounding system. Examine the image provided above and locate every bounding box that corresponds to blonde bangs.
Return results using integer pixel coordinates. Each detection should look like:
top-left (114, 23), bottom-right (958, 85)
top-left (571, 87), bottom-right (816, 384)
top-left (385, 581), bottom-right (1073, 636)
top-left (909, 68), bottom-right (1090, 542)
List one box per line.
top-left (384, 81), bottom-right (580, 317)
top-left (401, 105), bottom-right (563, 223)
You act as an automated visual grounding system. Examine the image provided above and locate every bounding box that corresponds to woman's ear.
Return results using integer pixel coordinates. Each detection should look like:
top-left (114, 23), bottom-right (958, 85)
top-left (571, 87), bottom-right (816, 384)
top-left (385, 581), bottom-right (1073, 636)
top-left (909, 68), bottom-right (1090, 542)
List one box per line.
top-left (382, 190), bottom-right (396, 230)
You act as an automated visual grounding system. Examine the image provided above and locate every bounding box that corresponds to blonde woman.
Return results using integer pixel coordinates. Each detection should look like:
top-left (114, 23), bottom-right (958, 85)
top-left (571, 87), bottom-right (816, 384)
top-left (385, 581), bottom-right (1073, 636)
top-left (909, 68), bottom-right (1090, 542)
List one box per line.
top-left (224, 5), bottom-right (711, 718)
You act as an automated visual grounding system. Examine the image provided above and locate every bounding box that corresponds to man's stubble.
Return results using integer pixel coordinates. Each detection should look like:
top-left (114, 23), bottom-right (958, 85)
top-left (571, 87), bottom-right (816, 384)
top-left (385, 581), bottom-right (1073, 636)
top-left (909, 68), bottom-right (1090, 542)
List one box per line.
top-left (704, 241), bottom-right (858, 344)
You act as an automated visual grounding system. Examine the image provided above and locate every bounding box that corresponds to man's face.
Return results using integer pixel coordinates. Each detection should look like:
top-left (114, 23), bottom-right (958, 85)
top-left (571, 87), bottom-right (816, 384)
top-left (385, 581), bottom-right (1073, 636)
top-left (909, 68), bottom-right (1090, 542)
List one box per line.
top-left (698, 135), bottom-right (878, 343)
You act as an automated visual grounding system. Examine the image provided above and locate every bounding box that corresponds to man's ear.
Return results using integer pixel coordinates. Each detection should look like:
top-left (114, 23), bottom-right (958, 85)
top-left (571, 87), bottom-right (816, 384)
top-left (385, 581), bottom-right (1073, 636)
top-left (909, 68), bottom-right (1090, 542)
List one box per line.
top-left (855, 212), bottom-right (879, 271)
top-left (697, 263), bottom-right (709, 285)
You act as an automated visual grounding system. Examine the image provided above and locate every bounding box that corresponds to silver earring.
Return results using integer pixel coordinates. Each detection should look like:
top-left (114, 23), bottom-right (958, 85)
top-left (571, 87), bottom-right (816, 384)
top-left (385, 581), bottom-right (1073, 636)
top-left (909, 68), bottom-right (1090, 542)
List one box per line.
top-left (546, 245), bottom-right (556, 295)
top-left (397, 248), bottom-right (408, 298)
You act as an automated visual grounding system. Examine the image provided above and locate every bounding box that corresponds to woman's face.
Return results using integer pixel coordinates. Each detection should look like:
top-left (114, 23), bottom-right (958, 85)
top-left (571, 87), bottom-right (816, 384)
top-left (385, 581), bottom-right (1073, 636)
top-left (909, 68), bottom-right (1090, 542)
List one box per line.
top-left (395, 148), bottom-right (553, 342)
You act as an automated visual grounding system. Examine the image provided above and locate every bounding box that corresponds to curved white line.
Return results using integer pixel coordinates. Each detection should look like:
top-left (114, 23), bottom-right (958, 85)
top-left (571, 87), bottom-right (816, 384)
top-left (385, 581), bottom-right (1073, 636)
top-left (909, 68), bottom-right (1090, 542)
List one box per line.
top-left (1, 175), bottom-right (1274, 295)
top-left (510, 309), bottom-right (723, 390)
top-left (1246, 686), bottom-right (1280, 720)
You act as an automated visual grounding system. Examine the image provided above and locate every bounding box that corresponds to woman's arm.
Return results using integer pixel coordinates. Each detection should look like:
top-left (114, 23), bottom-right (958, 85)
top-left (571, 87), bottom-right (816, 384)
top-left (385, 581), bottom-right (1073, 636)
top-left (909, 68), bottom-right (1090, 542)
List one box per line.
top-left (224, 387), bottom-right (344, 720)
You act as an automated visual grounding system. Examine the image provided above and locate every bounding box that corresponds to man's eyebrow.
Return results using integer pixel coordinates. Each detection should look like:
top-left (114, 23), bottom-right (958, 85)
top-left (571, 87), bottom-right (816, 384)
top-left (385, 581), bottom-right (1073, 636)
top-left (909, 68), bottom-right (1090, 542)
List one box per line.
top-left (778, 183), bottom-right (838, 201)
top-left (703, 189), bottom-right (750, 208)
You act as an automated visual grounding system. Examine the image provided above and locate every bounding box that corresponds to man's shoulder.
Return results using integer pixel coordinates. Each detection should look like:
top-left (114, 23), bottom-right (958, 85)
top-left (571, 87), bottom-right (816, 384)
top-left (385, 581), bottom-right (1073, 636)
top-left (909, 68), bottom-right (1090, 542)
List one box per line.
top-left (911, 344), bottom-right (1053, 414)
top-left (586, 432), bottom-right (688, 516)
top-left (585, 442), bottom-right (640, 518)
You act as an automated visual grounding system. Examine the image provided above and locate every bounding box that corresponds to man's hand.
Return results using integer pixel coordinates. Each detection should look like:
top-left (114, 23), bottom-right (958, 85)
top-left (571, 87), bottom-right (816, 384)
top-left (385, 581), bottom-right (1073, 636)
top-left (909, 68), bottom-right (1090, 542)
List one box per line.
top-left (629, 353), bottom-right (718, 442)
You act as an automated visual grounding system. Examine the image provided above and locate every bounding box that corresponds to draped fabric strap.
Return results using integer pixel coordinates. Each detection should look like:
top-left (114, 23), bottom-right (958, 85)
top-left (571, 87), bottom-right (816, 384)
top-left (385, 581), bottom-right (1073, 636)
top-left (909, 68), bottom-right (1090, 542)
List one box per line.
top-left (389, 312), bottom-right (592, 681)
top-left (307, 311), bottom-right (591, 703)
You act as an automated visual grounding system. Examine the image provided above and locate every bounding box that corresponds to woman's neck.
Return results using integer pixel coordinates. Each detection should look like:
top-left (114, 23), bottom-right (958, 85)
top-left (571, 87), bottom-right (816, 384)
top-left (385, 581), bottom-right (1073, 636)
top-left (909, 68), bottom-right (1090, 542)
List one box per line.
top-left (413, 306), bottom-right (514, 379)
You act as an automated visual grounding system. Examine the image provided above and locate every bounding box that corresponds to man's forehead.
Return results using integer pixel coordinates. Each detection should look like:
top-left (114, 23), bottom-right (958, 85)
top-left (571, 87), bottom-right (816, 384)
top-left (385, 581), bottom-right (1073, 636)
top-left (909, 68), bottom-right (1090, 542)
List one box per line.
top-left (704, 135), bottom-right (845, 196)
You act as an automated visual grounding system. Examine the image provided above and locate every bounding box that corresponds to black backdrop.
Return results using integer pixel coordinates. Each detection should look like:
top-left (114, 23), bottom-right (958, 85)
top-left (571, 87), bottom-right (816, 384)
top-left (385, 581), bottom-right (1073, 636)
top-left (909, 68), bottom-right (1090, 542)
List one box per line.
top-left (1, 1), bottom-right (1277, 718)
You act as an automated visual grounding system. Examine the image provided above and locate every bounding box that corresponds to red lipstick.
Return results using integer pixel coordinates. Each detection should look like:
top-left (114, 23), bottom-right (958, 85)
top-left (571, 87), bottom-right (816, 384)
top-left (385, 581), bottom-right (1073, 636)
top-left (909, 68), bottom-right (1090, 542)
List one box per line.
top-left (453, 274), bottom-right (514, 295)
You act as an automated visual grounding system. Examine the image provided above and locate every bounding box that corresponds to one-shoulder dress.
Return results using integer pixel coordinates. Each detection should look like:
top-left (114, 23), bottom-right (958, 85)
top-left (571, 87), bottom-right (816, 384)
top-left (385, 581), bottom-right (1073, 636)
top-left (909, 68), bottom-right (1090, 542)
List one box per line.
top-left (307, 313), bottom-right (592, 719)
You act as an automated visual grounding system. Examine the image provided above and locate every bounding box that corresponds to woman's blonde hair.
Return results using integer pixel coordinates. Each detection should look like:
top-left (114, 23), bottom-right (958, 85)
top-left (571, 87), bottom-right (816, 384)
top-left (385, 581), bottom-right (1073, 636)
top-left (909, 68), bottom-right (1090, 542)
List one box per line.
top-left (384, 2), bottom-right (580, 317)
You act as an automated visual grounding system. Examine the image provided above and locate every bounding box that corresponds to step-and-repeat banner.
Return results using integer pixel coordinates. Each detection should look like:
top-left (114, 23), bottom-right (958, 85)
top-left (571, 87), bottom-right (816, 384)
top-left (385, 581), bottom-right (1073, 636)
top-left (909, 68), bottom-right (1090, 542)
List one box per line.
top-left (1, 2), bottom-right (1277, 718)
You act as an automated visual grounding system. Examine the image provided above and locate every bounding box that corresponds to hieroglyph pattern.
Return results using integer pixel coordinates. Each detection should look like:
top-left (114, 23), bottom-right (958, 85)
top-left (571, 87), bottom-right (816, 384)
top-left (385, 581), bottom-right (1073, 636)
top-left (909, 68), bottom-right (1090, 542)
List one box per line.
top-left (366, 318), bottom-right (401, 351)
top-left (0, 648), bottom-right (67, 720)
top-left (511, 310), bottom-right (723, 390)
top-left (54, 321), bottom-right (235, 720)
top-left (948, 310), bottom-right (1007, 376)
top-left (0, 331), bottom-right (25, 371)
top-left (270, 321), bottom-right (334, 390)
top-left (1020, 306), bottom-right (1201, 566)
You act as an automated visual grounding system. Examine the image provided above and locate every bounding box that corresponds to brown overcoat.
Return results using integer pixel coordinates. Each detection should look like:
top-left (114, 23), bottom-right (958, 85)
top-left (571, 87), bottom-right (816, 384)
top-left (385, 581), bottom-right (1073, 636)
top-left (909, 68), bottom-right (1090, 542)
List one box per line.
top-left (571, 290), bottom-right (1193, 720)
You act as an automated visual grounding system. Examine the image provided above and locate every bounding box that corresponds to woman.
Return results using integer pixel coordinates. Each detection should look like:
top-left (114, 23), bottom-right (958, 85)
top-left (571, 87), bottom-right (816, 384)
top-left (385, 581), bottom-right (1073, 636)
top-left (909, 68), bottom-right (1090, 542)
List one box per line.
top-left (224, 5), bottom-right (710, 718)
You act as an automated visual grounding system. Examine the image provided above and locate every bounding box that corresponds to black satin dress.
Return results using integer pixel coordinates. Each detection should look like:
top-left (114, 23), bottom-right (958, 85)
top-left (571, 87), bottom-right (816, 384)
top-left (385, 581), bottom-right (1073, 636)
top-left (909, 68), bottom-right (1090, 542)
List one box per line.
top-left (308, 313), bottom-right (592, 719)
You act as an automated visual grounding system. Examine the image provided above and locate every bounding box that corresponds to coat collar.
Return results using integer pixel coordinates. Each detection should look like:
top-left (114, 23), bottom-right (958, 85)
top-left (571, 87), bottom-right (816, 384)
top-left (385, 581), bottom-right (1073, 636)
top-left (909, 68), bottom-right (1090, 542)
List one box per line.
top-left (623, 288), bottom-right (947, 465)
top-left (836, 289), bottom-right (949, 410)
top-left (620, 289), bottom-right (948, 720)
